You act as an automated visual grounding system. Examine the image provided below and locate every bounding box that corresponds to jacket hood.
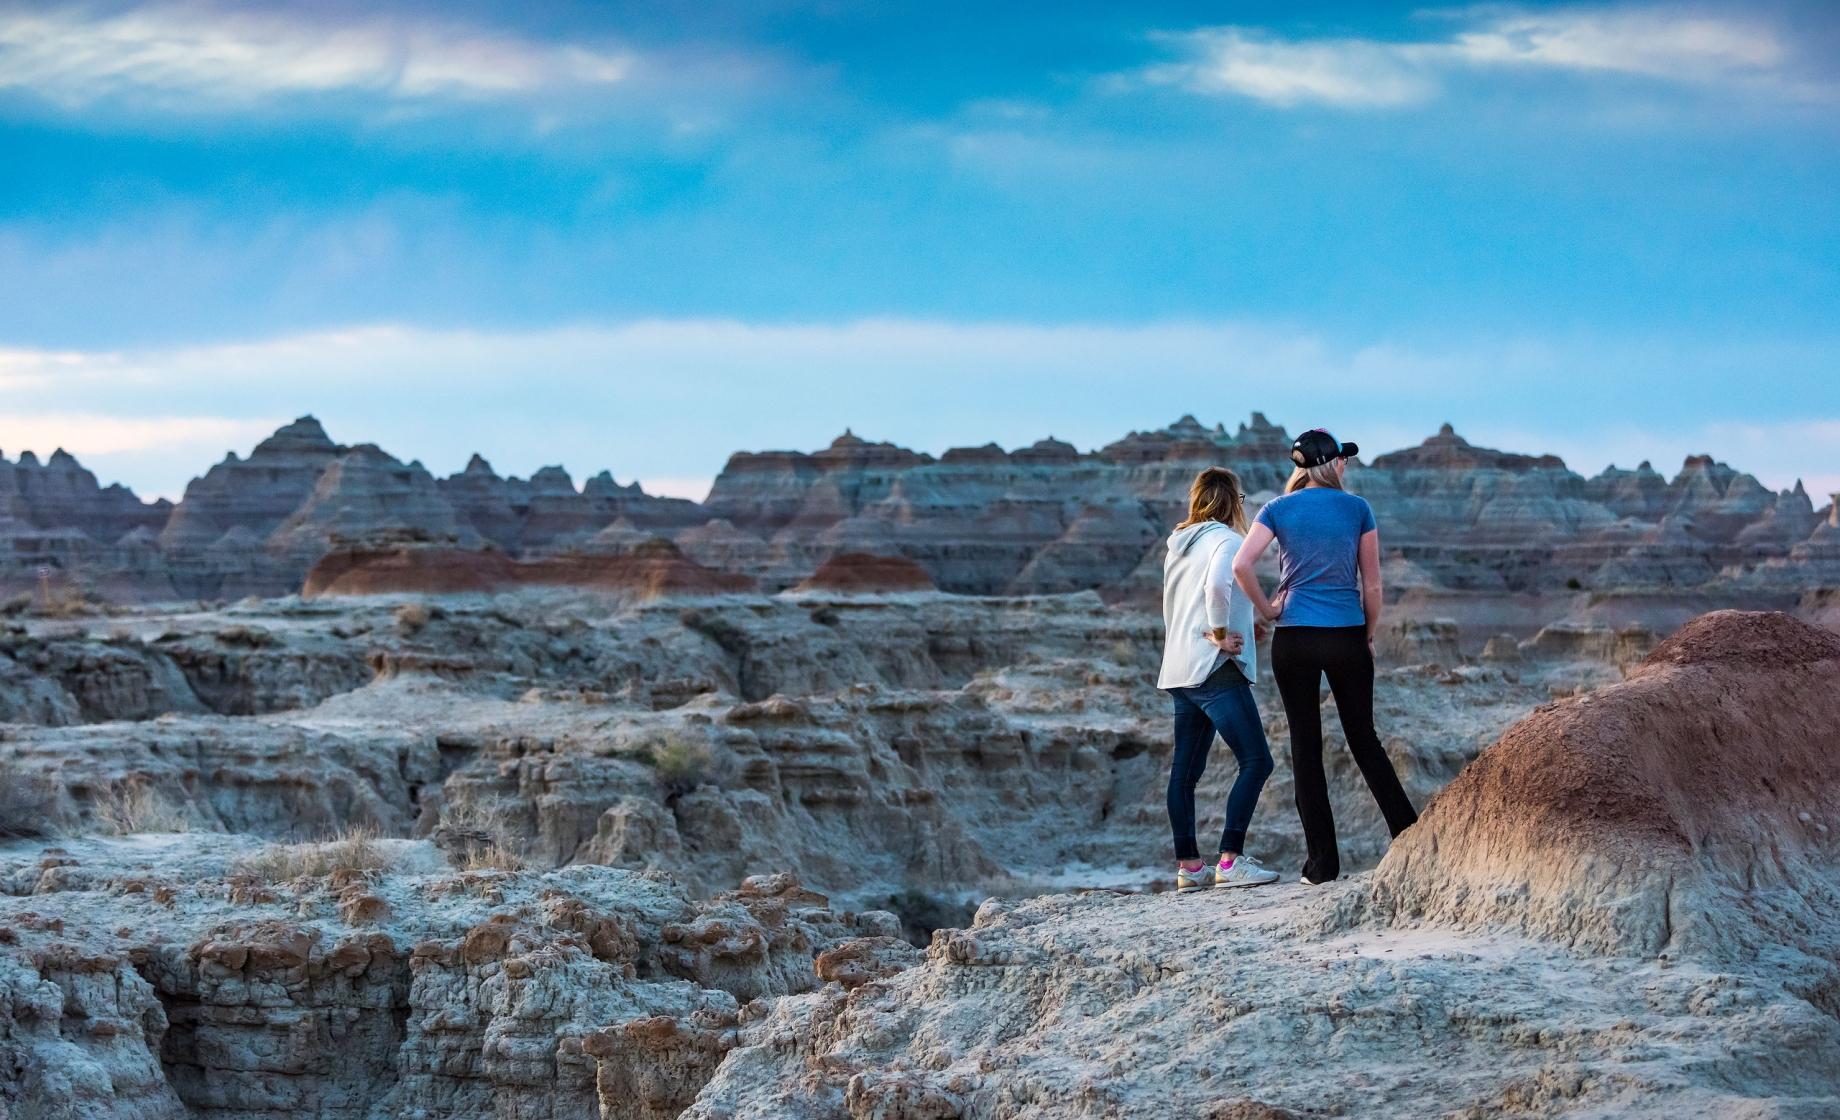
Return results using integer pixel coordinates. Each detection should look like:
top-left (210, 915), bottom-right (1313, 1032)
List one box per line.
top-left (1168, 520), bottom-right (1230, 558)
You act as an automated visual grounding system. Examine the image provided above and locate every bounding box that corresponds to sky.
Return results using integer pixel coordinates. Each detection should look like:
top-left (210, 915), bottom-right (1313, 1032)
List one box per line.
top-left (0, 0), bottom-right (1835, 502)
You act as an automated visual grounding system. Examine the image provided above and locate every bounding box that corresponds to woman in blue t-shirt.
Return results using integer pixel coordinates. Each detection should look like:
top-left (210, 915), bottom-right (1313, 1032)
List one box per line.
top-left (1231, 428), bottom-right (1418, 884)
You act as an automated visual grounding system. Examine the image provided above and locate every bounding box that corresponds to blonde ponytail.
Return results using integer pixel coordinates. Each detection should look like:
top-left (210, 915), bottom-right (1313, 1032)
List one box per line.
top-left (1284, 461), bottom-right (1344, 495)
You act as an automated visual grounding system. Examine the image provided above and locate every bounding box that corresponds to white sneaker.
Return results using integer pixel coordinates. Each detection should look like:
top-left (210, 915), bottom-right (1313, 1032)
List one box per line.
top-left (1176, 864), bottom-right (1213, 892)
top-left (1214, 855), bottom-right (1279, 888)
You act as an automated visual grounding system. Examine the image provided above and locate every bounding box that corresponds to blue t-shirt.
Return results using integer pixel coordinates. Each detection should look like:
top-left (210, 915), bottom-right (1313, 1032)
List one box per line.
top-left (1253, 488), bottom-right (1376, 628)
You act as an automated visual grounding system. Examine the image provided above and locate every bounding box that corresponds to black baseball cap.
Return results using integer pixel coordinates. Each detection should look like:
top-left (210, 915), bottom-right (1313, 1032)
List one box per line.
top-left (1291, 428), bottom-right (1358, 468)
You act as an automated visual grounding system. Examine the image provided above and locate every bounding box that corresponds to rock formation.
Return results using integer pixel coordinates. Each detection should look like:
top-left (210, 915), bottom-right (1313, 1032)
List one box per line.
top-left (5, 416), bottom-right (1835, 648)
top-left (303, 537), bottom-right (754, 600)
top-left (0, 590), bottom-right (1557, 895)
top-left (661, 610), bottom-right (1840, 1119)
top-left (2, 406), bottom-right (1836, 1117)
top-left (791, 553), bottom-right (936, 594)
top-left (8, 417), bottom-right (701, 603)
top-left (1361, 611), bottom-right (1840, 969)
top-left (1, 570), bottom-right (1833, 1116)
top-left (0, 833), bottom-right (894, 1120)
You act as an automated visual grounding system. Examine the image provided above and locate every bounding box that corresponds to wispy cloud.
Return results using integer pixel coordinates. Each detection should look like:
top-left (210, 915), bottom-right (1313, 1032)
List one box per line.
top-left (1447, 10), bottom-right (1786, 80)
top-left (0, 413), bottom-right (278, 457)
top-left (1144, 29), bottom-right (1436, 108)
top-left (1141, 6), bottom-right (1824, 110)
top-left (0, 2), bottom-right (637, 113)
top-left (0, 345), bottom-right (93, 389)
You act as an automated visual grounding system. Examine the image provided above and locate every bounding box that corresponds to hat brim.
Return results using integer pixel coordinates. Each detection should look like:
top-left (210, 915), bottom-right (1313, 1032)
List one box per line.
top-left (1340, 441), bottom-right (1359, 460)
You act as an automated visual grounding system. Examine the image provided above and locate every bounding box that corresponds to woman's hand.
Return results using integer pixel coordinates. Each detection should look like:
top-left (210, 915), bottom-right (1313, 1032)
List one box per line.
top-left (1259, 591), bottom-right (1286, 624)
top-left (1210, 630), bottom-right (1244, 656)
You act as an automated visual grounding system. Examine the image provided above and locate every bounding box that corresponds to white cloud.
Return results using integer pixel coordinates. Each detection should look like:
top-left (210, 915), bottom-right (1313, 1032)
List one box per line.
top-left (0, 3), bottom-right (636, 111)
top-left (1142, 6), bottom-right (1818, 110)
top-left (637, 476), bottom-right (716, 503)
top-left (0, 345), bottom-right (92, 388)
top-left (1145, 29), bottom-right (1434, 108)
top-left (0, 413), bottom-right (279, 457)
top-left (1448, 11), bottom-right (1784, 81)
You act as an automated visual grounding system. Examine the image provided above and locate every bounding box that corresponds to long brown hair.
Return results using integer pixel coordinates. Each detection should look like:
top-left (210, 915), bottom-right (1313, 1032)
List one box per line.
top-left (1177, 467), bottom-right (1249, 533)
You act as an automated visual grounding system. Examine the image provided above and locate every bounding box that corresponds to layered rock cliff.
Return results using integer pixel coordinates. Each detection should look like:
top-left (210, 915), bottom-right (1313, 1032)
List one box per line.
top-left (11, 417), bottom-right (702, 603)
top-left (0, 836), bottom-right (899, 1120)
top-left (6, 417), bottom-right (1835, 639)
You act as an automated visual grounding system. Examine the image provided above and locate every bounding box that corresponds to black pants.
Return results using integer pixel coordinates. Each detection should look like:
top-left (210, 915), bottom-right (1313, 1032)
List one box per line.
top-left (1271, 625), bottom-right (1418, 882)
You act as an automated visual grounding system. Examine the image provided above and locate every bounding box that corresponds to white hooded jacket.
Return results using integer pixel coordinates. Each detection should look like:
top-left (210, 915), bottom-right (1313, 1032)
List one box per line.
top-left (1157, 521), bottom-right (1257, 689)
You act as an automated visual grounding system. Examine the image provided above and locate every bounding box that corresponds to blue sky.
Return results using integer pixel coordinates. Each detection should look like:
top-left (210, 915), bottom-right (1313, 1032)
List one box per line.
top-left (0, 0), bottom-right (1835, 500)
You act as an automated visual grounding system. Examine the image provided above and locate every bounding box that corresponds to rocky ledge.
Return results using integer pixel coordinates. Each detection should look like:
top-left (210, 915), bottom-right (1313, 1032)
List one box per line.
top-left (676, 613), bottom-right (1840, 1119)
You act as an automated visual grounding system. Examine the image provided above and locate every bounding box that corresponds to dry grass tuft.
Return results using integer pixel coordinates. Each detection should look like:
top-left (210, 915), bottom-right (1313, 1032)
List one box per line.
top-left (234, 826), bottom-right (397, 882)
top-left (95, 781), bottom-right (189, 835)
top-left (458, 843), bottom-right (524, 872)
top-left (431, 801), bottom-right (526, 872)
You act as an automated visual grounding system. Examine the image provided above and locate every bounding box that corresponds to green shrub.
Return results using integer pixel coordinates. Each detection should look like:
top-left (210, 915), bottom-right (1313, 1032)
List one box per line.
top-left (650, 733), bottom-right (712, 797)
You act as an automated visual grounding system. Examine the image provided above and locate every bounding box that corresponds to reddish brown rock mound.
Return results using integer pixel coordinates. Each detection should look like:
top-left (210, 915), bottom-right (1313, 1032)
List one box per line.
top-left (304, 538), bottom-right (753, 599)
top-left (303, 544), bottom-right (516, 596)
top-left (1642, 607), bottom-right (1840, 669)
top-left (1363, 611), bottom-right (1840, 973)
top-left (794, 552), bottom-right (936, 593)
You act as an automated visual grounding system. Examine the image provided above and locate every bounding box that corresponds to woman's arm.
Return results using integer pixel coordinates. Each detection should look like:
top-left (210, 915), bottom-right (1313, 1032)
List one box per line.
top-left (1232, 522), bottom-right (1282, 623)
top-left (1202, 539), bottom-right (1244, 655)
top-left (1359, 528), bottom-right (1382, 647)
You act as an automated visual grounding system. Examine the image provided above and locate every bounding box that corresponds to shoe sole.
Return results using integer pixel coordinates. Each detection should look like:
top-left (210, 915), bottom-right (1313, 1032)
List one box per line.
top-left (1218, 876), bottom-right (1279, 889)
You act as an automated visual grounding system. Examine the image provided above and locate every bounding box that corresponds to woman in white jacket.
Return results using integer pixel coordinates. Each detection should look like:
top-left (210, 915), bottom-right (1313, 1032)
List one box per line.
top-left (1157, 467), bottom-right (1280, 891)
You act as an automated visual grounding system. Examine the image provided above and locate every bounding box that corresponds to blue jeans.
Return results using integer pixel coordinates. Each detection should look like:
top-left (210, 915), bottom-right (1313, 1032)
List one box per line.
top-left (1166, 660), bottom-right (1275, 860)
